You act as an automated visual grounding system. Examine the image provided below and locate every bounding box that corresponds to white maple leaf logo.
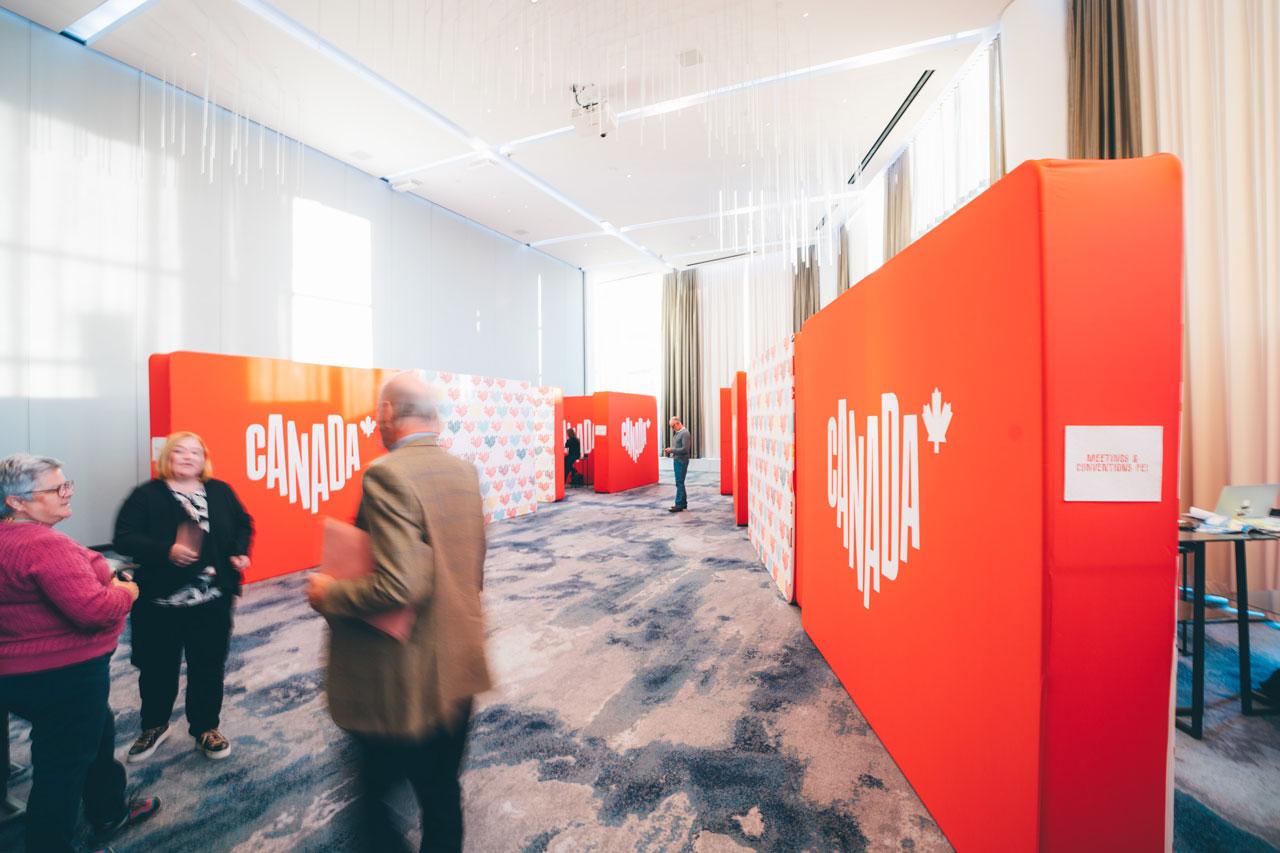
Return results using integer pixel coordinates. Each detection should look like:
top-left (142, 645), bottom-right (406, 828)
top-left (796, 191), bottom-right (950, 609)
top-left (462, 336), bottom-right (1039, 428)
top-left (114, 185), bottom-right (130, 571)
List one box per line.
top-left (921, 388), bottom-right (952, 453)
top-left (359, 415), bottom-right (376, 438)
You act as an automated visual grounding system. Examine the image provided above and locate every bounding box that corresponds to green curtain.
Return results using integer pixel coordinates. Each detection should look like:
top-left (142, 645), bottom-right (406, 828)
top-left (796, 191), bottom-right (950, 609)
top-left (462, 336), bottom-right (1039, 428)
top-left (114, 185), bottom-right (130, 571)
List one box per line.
top-left (884, 147), bottom-right (913, 260)
top-left (1068, 0), bottom-right (1143, 158)
top-left (792, 245), bottom-right (820, 333)
top-left (661, 269), bottom-right (702, 456)
top-left (836, 224), bottom-right (851, 297)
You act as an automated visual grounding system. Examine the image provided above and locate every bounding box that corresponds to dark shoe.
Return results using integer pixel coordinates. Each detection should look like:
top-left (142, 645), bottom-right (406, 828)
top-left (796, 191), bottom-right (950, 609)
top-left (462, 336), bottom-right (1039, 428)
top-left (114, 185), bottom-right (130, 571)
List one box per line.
top-left (126, 725), bottom-right (170, 764)
top-left (94, 796), bottom-right (161, 842)
top-left (668, 506), bottom-right (684, 513)
top-left (196, 729), bottom-right (231, 760)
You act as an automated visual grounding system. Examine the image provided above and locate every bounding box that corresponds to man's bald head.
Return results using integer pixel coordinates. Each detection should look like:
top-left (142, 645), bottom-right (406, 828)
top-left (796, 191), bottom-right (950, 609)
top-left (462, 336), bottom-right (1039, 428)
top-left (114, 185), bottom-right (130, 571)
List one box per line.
top-left (376, 371), bottom-right (442, 448)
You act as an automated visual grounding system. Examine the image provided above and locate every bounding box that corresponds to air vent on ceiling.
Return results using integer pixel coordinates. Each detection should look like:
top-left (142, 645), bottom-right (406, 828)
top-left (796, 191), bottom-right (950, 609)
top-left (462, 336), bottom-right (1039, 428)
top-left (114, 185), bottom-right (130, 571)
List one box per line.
top-left (687, 251), bottom-right (748, 267)
top-left (388, 177), bottom-right (424, 192)
top-left (678, 48), bottom-right (703, 68)
top-left (848, 69), bottom-right (934, 184)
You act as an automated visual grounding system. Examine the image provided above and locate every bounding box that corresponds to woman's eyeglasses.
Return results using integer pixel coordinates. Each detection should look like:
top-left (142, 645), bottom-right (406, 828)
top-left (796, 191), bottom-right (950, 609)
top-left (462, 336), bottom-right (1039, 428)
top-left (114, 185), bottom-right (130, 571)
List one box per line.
top-left (30, 480), bottom-right (75, 498)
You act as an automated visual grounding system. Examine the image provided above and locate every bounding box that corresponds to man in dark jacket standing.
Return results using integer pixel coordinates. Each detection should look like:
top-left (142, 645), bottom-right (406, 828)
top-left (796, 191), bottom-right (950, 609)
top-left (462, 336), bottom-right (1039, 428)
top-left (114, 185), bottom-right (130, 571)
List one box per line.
top-left (307, 372), bottom-right (491, 853)
top-left (664, 416), bottom-right (691, 512)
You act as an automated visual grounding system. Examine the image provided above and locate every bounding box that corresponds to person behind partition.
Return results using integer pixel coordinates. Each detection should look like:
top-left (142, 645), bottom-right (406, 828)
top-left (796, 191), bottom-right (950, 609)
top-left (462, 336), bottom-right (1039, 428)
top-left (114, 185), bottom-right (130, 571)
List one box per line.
top-left (664, 416), bottom-right (691, 512)
top-left (113, 432), bottom-right (253, 764)
top-left (0, 453), bottom-right (161, 852)
top-left (307, 371), bottom-right (492, 853)
top-left (564, 426), bottom-right (582, 485)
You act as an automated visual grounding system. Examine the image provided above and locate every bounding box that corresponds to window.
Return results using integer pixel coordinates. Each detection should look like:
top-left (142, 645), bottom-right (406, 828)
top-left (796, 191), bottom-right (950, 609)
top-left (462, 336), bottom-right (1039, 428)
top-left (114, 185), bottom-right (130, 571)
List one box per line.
top-left (290, 198), bottom-right (373, 367)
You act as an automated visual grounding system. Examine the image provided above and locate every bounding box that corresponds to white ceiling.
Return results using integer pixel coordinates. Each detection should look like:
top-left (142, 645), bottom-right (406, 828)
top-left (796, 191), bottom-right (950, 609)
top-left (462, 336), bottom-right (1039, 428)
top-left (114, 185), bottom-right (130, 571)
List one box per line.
top-left (3, 0), bottom-right (1008, 273)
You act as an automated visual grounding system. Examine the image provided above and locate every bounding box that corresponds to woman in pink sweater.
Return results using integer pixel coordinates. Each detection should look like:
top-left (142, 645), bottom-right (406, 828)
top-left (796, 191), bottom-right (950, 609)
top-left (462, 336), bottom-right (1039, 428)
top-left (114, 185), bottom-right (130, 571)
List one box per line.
top-left (0, 454), bottom-right (160, 853)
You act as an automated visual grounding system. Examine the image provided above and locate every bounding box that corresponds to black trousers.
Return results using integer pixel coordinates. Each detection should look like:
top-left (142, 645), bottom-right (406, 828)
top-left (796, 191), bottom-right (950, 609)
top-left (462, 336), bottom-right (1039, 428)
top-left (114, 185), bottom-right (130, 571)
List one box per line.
top-left (130, 597), bottom-right (233, 736)
top-left (0, 653), bottom-right (127, 853)
top-left (352, 701), bottom-right (473, 853)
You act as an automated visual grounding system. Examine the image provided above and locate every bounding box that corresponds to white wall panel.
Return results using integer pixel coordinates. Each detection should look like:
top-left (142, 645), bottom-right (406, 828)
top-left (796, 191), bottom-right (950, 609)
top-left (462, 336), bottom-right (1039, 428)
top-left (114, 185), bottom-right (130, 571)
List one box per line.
top-left (0, 15), bottom-right (32, 450)
top-left (539, 257), bottom-right (585, 395)
top-left (0, 10), bottom-right (582, 545)
top-left (1001, 0), bottom-right (1069, 166)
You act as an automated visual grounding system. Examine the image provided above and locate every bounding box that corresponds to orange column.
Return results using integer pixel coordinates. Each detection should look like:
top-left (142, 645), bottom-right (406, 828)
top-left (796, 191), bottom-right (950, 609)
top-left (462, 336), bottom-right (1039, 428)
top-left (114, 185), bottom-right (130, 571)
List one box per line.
top-left (719, 386), bottom-right (733, 495)
top-left (731, 371), bottom-right (748, 526)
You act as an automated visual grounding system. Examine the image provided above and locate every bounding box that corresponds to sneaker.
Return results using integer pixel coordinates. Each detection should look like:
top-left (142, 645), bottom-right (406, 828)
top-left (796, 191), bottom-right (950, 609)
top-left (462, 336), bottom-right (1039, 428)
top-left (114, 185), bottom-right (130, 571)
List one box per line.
top-left (93, 796), bottom-right (161, 842)
top-left (196, 729), bottom-right (231, 760)
top-left (127, 726), bottom-right (170, 764)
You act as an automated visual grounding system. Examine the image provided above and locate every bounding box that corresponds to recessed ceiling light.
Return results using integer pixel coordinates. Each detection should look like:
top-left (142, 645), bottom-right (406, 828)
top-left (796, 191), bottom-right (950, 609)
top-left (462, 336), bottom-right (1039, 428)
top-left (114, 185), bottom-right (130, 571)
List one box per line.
top-left (802, 12), bottom-right (810, 18)
top-left (626, 173), bottom-right (632, 179)
top-left (190, 51), bottom-right (198, 57)
top-left (620, 65), bottom-right (627, 71)
top-left (740, 162), bottom-right (747, 168)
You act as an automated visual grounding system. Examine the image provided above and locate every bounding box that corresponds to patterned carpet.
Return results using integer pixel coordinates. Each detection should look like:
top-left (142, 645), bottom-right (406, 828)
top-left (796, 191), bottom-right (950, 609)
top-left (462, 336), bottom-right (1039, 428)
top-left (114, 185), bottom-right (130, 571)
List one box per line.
top-left (2, 466), bottom-right (1277, 851)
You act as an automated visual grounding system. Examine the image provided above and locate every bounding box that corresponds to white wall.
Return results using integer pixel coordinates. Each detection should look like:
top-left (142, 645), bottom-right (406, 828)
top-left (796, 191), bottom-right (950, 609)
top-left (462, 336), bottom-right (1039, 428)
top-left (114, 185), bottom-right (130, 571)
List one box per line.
top-left (0, 11), bottom-right (583, 545)
top-left (1001, 0), bottom-right (1070, 166)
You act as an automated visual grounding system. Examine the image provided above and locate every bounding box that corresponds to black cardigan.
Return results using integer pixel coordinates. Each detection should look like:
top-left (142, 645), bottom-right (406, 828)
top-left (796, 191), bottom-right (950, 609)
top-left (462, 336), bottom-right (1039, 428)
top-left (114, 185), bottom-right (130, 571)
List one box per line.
top-left (113, 478), bottom-right (254, 599)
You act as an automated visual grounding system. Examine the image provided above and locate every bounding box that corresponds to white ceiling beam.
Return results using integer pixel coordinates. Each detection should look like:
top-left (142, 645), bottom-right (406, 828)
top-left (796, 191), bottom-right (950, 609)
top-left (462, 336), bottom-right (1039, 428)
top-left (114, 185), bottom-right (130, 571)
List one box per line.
top-left (232, 0), bottom-right (671, 269)
top-left (385, 25), bottom-right (992, 181)
top-left (63, 0), bottom-right (157, 46)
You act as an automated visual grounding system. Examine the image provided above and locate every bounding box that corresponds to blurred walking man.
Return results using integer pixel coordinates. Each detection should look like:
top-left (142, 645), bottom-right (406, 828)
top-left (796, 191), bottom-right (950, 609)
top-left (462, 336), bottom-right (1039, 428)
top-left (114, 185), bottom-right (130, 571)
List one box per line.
top-left (308, 372), bottom-right (491, 853)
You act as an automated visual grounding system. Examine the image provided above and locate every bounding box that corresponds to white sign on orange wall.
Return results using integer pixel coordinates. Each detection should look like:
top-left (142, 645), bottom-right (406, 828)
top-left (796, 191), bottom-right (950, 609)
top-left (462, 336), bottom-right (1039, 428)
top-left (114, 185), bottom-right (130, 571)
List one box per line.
top-left (1063, 425), bottom-right (1163, 502)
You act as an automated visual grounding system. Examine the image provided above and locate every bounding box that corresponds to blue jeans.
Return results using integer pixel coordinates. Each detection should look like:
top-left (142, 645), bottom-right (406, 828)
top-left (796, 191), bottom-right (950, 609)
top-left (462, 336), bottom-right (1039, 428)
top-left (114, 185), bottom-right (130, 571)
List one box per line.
top-left (0, 653), bottom-right (127, 853)
top-left (673, 458), bottom-right (688, 508)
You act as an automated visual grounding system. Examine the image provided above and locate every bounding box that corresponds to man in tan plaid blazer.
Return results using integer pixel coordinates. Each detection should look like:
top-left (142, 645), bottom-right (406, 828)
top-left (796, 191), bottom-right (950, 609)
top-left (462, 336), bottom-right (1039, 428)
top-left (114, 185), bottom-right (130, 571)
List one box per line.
top-left (307, 371), bottom-right (491, 853)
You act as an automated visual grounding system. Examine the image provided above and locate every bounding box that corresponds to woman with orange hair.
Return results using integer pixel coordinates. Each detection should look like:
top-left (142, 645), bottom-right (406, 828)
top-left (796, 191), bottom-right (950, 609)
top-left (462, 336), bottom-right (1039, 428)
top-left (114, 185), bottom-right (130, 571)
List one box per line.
top-left (113, 432), bottom-right (253, 764)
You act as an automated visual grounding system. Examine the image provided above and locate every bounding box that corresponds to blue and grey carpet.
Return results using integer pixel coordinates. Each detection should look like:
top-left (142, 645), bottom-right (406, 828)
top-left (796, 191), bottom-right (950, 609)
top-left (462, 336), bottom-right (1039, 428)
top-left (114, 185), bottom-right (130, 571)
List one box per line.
top-left (3, 467), bottom-right (1277, 851)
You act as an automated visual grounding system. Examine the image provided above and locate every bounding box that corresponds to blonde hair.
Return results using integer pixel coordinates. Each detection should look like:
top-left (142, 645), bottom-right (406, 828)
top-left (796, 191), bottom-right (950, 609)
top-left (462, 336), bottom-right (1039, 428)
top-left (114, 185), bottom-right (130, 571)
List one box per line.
top-left (157, 431), bottom-right (213, 481)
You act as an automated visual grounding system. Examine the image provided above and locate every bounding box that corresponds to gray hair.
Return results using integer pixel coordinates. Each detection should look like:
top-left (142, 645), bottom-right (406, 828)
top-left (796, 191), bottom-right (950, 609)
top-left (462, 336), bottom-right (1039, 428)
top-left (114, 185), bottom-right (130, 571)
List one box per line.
top-left (0, 454), bottom-right (64, 520)
top-left (380, 372), bottom-right (442, 424)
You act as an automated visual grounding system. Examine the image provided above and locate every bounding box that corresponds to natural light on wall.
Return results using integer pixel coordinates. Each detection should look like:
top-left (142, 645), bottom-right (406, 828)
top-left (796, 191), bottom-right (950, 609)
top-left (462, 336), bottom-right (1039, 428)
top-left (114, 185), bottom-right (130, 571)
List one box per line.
top-left (291, 198), bottom-right (373, 368)
top-left (588, 273), bottom-right (661, 398)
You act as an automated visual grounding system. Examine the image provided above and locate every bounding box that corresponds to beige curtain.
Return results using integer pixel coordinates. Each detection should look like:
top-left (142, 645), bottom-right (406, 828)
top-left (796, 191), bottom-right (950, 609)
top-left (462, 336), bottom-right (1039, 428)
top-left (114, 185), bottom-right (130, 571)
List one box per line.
top-left (1068, 0), bottom-right (1143, 158)
top-left (836, 224), bottom-right (851, 297)
top-left (792, 246), bottom-right (820, 333)
top-left (989, 36), bottom-right (1007, 180)
top-left (1137, 0), bottom-right (1280, 595)
top-left (883, 148), bottom-right (913, 260)
top-left (662, 269), bottom-right (703, 457)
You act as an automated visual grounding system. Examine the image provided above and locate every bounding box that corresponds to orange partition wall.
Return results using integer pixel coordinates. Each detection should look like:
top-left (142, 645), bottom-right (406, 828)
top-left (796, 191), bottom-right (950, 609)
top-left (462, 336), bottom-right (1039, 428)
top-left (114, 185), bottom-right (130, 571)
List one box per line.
top-left (552, 391), bottom-right (566, 502)
top-left (794, 158), bottom-right (1182, 851)
top-left (590, 392), bottom-right (660, 493)
top-left (719, 387), bottom-right (733, 495)
top-left (730, 372), bottom-right (748, 526)
top-left (150, 353), bottom-right (566, 582)
top-left (148, 352), bottom-right (396, 583)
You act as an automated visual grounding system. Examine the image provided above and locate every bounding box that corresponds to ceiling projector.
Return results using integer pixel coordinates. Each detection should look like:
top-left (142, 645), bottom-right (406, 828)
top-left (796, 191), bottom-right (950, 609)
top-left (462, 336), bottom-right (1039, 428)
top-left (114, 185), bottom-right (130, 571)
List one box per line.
top-left (571, 83), bottom-right (618, 138)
